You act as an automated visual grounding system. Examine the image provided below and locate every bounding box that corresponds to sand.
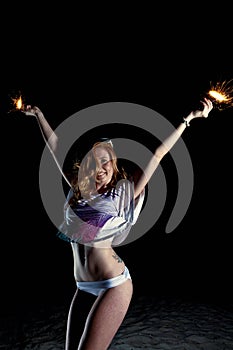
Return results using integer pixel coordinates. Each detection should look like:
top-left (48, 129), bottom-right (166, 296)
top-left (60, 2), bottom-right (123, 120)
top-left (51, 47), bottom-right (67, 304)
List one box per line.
top-left (1, 295), bottom-right (233, 349)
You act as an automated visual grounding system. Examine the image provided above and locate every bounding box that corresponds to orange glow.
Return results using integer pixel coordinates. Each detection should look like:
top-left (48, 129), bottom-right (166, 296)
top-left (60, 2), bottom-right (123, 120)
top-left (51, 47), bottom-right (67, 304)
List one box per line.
top-left (209, 90), bottom-right (229, 102)
top-left (208, 78), bottom-right (233, 110)
top-left (10, 94), bottom-right (25, 113)
top-left (15, 96), bottom-right (23, 109)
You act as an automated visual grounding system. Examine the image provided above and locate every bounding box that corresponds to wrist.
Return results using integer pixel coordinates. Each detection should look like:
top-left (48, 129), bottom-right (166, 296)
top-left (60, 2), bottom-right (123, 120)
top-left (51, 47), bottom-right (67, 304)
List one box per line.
top-left (182, 118), bottom-right (190, 127)
top-left (183, 113), bottom-right (194, 127)
top-left (35, 110), bottom-right (44, 119)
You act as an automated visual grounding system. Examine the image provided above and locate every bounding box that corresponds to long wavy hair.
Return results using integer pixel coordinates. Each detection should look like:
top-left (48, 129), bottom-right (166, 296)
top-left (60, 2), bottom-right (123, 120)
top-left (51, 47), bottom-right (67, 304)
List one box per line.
top-left (67, 141), bottom-right (127, 205)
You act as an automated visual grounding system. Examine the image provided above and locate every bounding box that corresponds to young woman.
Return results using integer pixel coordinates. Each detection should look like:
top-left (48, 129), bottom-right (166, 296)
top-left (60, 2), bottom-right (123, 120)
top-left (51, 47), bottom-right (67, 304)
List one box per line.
top-left (23, 98), bottom-right (213, 350)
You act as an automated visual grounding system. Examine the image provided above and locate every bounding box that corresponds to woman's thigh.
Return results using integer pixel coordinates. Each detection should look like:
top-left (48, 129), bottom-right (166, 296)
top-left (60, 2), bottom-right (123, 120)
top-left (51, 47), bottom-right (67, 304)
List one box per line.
top-left (65, 289), bottom-right (96, 350)
top-left (79, 279), bottom-right (133, 349)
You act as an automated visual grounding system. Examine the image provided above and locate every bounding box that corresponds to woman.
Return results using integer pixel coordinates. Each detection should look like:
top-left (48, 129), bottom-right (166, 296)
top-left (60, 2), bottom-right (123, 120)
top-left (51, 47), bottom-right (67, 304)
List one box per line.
top-left (23, 98), bottom-right (213, 350)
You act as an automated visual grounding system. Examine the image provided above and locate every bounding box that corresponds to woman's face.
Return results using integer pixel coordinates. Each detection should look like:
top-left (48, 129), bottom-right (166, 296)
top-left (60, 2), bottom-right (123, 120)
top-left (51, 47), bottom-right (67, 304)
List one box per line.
top-left (94, 146), bottom-right (114, 190)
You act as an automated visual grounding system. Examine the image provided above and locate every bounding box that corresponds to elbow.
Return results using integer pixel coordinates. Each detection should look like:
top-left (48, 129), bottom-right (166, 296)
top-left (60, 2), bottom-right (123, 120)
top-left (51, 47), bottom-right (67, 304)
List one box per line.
top-left (54, 136), bottom-right (59, 150)
top-left (48, 134), bottom-right (59, 154)
top-left (154, 148), bottom-right (165, 162)
top-left (52, 134), bottom-right (59, 151)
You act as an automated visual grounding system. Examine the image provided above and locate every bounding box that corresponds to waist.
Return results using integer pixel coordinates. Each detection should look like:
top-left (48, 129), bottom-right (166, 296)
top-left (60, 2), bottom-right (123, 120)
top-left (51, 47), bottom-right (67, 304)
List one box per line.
top-left (76, 265), bottom-right (131, 295)
top-left (73, 245), bottom-right (125, 282)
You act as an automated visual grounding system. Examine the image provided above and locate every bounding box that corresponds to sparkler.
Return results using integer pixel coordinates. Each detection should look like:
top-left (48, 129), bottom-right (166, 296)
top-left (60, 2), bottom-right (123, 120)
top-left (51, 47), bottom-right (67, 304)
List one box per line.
top-left (207, 78), bottom-right (233, 111)
top-left (14, 95), bottom-right (23, 110)
top-left (11, 94), bottom-right (25, 111)
top-left (8, 78), bottom-right (233, 115)
top-left (7, 91), bottom-right (26, 114)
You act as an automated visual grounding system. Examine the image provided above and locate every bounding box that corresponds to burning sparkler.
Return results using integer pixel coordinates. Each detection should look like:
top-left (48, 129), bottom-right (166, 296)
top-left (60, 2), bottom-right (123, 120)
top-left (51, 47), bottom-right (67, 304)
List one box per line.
top-left (7, 90), bottom-right (28, 114)
top-left (11, 94), bottom-right (25, 112)
top-left (8, 78), bottom-right (233, 115)
top-left (207, 78), bottom-right (233, 111)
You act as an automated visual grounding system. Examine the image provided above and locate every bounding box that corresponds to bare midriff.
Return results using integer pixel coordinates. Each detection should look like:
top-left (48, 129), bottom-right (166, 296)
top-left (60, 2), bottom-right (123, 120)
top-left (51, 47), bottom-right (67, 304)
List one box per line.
top-left (71, 242), bottom-right (125, 282)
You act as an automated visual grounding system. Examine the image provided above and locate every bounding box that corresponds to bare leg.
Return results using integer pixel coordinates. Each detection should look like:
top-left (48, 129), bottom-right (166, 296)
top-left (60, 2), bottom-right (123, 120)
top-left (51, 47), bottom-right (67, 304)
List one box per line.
top-left (65, 289), bottom-right (96, 350)
top-left (78, 279), bottom-right (133, 350)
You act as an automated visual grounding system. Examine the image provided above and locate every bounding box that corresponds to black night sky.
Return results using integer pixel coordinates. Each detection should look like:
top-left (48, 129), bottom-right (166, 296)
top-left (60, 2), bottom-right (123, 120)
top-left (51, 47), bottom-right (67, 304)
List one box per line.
top-left (1, 14), bottom-right (233, 336)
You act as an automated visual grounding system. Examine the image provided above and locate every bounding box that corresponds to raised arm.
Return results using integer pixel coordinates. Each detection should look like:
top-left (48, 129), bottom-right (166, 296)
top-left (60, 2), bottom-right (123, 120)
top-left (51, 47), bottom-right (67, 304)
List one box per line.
top-left (134, 98), bottom-right (213, 199)
top-left (23, 105), bottom-right (72, 188)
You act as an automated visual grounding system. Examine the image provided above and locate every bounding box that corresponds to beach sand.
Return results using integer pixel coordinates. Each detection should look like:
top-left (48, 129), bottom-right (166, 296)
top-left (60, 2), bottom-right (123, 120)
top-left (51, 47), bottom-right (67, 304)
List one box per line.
top-left (1, 294), bottom-right (233, 349)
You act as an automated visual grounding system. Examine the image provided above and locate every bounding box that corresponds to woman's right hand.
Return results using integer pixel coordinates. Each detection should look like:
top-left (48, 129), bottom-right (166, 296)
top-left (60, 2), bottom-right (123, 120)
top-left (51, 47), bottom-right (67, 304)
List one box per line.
top-left (23, 105), bottom-right (44, 118)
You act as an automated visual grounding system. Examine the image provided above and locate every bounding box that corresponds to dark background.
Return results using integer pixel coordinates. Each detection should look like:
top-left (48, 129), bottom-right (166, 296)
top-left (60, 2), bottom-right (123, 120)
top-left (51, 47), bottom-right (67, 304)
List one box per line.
top-left (1, 11), bottom-right (233, 318)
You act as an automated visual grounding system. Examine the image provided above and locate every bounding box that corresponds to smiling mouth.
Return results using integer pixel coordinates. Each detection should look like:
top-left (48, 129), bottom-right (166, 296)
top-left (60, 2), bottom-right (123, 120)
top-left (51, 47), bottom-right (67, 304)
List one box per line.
top-left (97, 173), bottom-right (106, 180)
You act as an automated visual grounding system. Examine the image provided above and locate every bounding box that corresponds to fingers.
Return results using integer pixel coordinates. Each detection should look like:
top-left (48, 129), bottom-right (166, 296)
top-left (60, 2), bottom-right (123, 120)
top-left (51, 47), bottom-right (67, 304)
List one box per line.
top-left (200, 98), bottom-right (212, 109)
top-left (200, 98), bottom-right (213, 118)
top-left (23, 105), bottom-right (39, 117)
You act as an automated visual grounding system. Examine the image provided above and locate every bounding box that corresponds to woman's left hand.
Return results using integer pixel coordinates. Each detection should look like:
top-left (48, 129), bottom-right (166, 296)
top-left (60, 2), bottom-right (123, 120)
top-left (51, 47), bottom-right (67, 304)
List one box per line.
top-left (191, 98), bottom-right (213, 119)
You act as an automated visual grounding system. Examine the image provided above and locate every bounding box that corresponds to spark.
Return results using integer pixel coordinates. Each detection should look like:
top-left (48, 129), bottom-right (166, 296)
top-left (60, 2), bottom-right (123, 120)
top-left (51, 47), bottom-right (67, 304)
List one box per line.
top-left (208, 78), bottom-right (233, 111)
top-left (13, 95), bottom-right (23, 109)
top-left (8, 92), bottom-right (25, 113)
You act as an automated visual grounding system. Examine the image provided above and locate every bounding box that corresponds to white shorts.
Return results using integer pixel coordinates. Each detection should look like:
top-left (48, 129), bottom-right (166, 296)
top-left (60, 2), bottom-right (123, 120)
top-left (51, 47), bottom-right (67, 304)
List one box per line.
top-left (76, 266), bottom-right (131, 296)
